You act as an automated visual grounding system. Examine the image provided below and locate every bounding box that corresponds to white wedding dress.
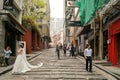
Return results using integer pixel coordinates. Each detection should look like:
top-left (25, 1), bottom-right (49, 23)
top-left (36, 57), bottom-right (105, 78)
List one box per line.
top-left (12, 49), bottom-right (43, 73)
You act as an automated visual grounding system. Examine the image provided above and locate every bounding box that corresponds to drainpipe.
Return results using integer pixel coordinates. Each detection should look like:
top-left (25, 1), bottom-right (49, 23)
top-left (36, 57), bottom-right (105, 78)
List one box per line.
top-left (93, 21), bottom-right (96, 60)
top-left (99, 13), bottom-right (103, 60)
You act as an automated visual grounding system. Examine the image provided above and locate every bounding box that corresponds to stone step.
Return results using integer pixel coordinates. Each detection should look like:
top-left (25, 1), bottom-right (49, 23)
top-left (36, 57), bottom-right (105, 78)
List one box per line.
top-left (38, 67), bottom-right (85, 69)
top-left (18, 74), bottom-right (107, 80)
top-left (25, 71), bottom-right (99, 75)
top-left (42, 66), bottom-right (85, 68)
top-left (31, 69), bottom-right (89, 72)
top-left (44, 63), bottom-right (85, 66)
top-left (5, 77), bottom-right (87, 80)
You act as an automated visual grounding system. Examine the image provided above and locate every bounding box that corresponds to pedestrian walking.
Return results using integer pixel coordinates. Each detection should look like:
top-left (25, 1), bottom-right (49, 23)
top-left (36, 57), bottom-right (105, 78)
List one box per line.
top-left (63, 44), bottom-right (66, 56)
top-left (56, 44), bottom-right (60, 59)
top-left (4, 46), bottom-right (12, 66)
top-left (69, 44), bottom-right (72, 56)
top-left (84, 44), bottom-right (92, 72)
top-left (70, 44), bottom-right (75, 57)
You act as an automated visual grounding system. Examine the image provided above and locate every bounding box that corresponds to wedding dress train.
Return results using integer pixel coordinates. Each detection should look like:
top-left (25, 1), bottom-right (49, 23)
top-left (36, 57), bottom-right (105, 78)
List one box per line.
top-left (12, 49), bottom-right (43, 73)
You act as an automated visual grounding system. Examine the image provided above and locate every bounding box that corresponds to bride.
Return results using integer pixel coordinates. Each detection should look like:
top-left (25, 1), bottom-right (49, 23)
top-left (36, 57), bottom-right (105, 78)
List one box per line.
top-left (12, 44), bottom-right (43, 74)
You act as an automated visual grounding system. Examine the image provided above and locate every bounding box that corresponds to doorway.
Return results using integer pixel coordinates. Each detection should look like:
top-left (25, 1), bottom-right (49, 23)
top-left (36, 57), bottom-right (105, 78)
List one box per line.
top-left (5, 26), bottom-right (16, 56)
top-left (118, 34), bottom-right (120, 64)
top-left (103, 30), bottom-right (108, 59)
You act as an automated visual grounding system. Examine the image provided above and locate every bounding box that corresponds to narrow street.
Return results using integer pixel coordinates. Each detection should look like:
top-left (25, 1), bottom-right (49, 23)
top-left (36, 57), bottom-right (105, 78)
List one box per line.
top-left (0, 0), bottom-right (120, 80)
top-left (0, 48), bottom-right (112, 80)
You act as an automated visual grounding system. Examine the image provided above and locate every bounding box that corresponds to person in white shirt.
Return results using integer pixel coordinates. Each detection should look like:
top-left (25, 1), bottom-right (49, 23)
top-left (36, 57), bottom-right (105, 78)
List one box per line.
top-left (84, 44), bottom-right (92, 72)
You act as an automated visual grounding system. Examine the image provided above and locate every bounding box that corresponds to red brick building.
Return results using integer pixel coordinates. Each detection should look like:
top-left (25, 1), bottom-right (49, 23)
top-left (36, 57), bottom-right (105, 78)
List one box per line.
top-left (22, 29), bottom-right (45, 54)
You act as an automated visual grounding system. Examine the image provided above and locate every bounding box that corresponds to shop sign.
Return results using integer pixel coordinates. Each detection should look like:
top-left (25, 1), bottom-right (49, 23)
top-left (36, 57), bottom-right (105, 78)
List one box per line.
top-left (68, 21), bottom-right (81, 27)
top-left (3, 0), bottom-right (14, 10)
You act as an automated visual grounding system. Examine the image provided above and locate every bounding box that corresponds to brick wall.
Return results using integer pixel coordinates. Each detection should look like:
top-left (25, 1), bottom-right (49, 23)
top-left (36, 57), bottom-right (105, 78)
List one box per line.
top-left (22, 29), bottom-right (32, 54)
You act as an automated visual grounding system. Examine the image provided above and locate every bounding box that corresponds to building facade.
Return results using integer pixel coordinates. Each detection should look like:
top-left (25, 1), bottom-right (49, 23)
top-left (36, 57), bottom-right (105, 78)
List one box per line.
top-left (0, 0), bottom-right (25, 57)
top-left (50, 18), bottom-right (64, 46)
top-left (108, 4), bottom-right (120, 65)
top-left (22, 0), bottom-right (50, 53)
top-left (65, 0), bottom-right (80, 47)
top-left (73, 0), bottom-right (120, 66)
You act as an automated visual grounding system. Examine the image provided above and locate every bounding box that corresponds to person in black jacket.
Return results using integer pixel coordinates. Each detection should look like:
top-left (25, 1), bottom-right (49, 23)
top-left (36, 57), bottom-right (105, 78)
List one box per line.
top-left (70, 44), bottom-right (75, 57)
top-left (63, 44), bottom-right (67, 56)
top-left (56, 44), bottom-right (60, 59)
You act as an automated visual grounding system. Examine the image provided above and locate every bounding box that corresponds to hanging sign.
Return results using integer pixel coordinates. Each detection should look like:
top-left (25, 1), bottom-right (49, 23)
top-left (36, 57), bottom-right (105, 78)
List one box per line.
top-left (68, 21), bottom-right (81, 27)
top-left (3, 0), bottom-right (14, 10)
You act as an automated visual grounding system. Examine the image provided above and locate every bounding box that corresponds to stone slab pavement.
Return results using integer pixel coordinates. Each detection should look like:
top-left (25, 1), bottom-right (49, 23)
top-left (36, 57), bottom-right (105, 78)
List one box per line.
top-left (0, 48), bottom-right (120, 80)
top-left (0, 51), bottom-right (42, 76)
top-left (78, 56), bottom-right (120, 79)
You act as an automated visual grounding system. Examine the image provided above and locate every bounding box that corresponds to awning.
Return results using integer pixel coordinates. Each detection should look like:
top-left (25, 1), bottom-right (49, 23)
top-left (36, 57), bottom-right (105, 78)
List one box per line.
top-left (80, 24), bottom-right (92, 35)
top-left (0, 13), bottom-right (26, 35)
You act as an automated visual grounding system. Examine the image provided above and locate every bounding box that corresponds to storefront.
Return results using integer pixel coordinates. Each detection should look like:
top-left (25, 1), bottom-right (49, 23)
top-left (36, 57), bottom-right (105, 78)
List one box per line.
top-left (108, 19), bottom-right (120, 66)
top-left (0, 13), bottom-right (26, 56)
top-left (103, 30), bottom-right (108, 59)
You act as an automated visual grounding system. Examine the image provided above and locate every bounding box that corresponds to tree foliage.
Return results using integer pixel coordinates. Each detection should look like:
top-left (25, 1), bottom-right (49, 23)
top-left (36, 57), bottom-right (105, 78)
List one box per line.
top-left (22, 16), bottom-right (37, 29)
top-left (22, 0), bottom-right (47, 19)
top-left (22, 0), bottom-right (47, 32)
top-left (33, 0), bottom-right (46, 8)
top-left (22, 16), bottom-right (41, 34)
